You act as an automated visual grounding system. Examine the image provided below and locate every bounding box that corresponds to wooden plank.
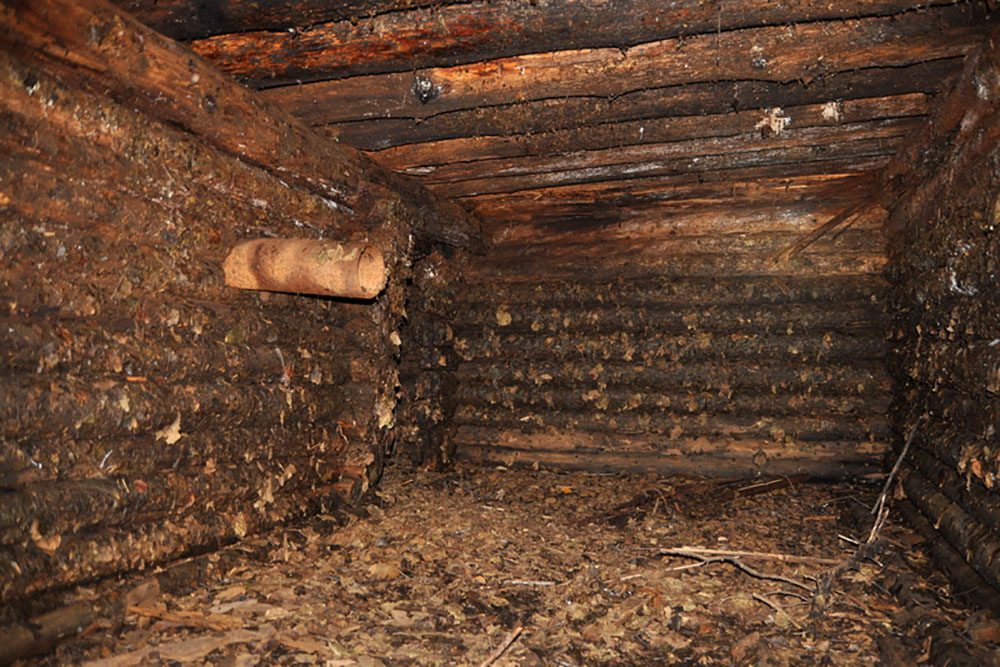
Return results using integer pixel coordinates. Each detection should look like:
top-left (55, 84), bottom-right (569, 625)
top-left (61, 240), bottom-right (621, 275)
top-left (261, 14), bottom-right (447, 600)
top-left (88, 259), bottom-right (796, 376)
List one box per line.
top-left (373, 95), bottom-right (929, 171)
top-left (1, 0), bottom-right (487, 254)
top-left (454, 429), bottom-right (884, 479)
top-left (466, 172), bottom-right (878, 226)
top-left (263, 6), bottom-right (988, 125)
top-left (431, 136), bottom-right (902, 198)
top-left (406, 119), bottom-right (918, 190)
top-left (329, 60), bottom-right (961, 150)
top-left (180, 0), bottom-right (967, 86)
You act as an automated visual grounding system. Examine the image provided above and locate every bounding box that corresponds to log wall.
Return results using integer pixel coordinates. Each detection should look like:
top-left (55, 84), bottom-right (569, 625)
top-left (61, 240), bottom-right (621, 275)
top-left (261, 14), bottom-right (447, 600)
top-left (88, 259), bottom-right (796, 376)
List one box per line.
top-left (416, 198), bottom-right (891, 478)
top-left (0, 0), bottom-right (476, 610)
top-left (884, 32), bottom-right (1000, 598)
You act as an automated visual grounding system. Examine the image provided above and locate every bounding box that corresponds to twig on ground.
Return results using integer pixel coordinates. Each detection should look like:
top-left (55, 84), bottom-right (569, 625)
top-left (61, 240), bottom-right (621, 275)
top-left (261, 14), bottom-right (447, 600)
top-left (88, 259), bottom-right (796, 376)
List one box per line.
top-left (503, 580), bottom-right (555, 587)
top-left (479, 622), bottom-right (523, 667)
top-left (753, 593), bottom-right (803, 629)
top-left (657, 546), bottom-right (839, 566)
top-left (812, 415), bottom-right (924, 612)
top-left (661, 550), bottom-right (812, 592)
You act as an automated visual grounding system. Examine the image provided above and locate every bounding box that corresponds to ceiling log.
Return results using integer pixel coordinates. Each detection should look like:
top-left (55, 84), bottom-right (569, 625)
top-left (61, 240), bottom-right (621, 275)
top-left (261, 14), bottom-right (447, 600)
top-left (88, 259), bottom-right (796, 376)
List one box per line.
top-left (262, 5), bottom-right (988, 126)
top-left (0, 0), bottom-right (487, 254)
top-left (176, 0), bottom-right (966, 87)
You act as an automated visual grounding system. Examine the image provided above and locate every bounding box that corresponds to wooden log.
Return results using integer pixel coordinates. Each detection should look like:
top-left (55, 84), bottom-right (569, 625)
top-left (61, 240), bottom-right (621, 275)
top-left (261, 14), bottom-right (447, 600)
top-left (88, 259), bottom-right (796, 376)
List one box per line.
top-left (461, 164), bottom-right (887, 231)
top-left (901, 468), bottom-right (1000, 591)
top-left (334, 60), bottom-right (959, 151)
top-left (453, 408), bottom-right (889, 443)
top-left (454, 359), bottom-right (889, 396)
top-left (0, 0), bottom-right (486, 254)
top-left (456, 384), bottom-right (888, 418)
top-left (264, 6), bottom-right (986, 125)
top-left (910, 447), bottom-right (1000, 535)
top-left (896, 499), bottom-right (1000, 618)
top-left (0, 374), bottom-right (371, 446)
top-left (455, 432), bottom-right (882, 480)
top-left (168, 1), bottom-right (963, 83)
top-left (0, 478), bottom-right (354, 603)
top-left (882, 25), bottom-right (1000, 214)
top-left (888, 337), bottom-right (1000, 397)
top-left (453, 331), bottom-right (886, 369)
top-left (223, 239), bottom-right (386, 299)
top-left (0, 444), bottom-right (363, 547)
top-left (375, 95), bottom-right (929, 171)
top-left (452, 300), bottom-right (883, 337)
top-left (456, 274), bottom-right (886, 309)
top-left (391, 118), bottom-right (920, 189)
top-left (429, 136), bottom-right (902, 199)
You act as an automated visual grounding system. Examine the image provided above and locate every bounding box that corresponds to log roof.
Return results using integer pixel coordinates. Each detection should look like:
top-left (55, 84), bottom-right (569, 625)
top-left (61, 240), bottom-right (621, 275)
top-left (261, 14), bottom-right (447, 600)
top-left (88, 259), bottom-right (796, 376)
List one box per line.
top-left (112, 0), bottom-right (999, 241)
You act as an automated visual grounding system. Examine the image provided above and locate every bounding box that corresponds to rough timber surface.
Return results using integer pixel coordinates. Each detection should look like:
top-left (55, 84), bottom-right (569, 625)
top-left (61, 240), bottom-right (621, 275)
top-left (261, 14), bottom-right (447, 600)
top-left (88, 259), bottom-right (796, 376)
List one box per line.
top-left (0, 0), bottom-right (429, 608)
top-left (28, 462), bottom-right (1000, 665)
top-left (885, 28), bottom-right (1000, 600)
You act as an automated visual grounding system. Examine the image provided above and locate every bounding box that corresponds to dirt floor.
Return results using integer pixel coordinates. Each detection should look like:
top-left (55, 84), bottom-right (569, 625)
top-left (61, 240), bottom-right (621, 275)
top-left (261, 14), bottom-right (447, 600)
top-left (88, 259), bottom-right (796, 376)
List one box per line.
top-left (37, 462), bottom-right (1000, 665)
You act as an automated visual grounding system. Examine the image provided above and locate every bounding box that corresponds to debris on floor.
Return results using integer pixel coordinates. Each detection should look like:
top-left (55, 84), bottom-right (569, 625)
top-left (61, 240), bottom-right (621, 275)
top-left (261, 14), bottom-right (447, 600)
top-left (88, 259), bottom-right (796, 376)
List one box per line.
top-left (33, 463), bottom-right (999, 665)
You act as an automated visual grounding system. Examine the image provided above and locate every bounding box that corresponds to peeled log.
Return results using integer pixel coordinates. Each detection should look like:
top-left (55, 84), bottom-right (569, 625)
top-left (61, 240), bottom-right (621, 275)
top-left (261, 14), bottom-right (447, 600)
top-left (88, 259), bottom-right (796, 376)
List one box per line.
top-left (224, 239), bottom-right (386, 299)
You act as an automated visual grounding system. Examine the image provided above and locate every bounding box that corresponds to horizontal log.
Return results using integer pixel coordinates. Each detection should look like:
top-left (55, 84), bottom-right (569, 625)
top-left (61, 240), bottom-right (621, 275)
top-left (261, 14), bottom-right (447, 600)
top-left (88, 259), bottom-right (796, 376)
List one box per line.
top-left (460, 161), bottom-right (887, 229)
top-left (910, 447), bottom-right (1000, 535)
top-left (456, 274), bottom-right (886, 310)
top-left (453, 408), bottom-right (890, 443)
top-left (430, 136), bottom-right (903, 198)
top-left (1, 408), bottom-right (372, 484)
top-left (457, 385), bottom-right (889, 420)
top-left (0, 447), bottom-right (349, 545)
top-left (333, 60), bottom-right (960, 150)
top-left (181, 1), bottom-right (964, 84)
top-left (459, 246), bottom-right (887, 283)
top-left (454, 333), bottom-right (886, 370)
top-left (901, 468), bottom-right (1000, 591)
top-left (2, 0), bottom-right (485, 253)
top-left (265, 6), bottom-right (985, 124)
top-left (895, 499), bottom-right (1000, 618)
top-left (397, 119), bottom-right (919, 190)
top-left (376, 96), bottom-right (929, 171)
top-left (0, 477), bottom-right (352, 604)
top-left (455, 428), bottom-right (883, 479)
top-left (0, 307), bottom-right (372, 380)
top-left (899, 385), bottom-right (999, 444)
top-left (888, 337), bottom-right (1000, 397)
top-left (454, 359), bottom-right (889, 396)
top-left (453, 300), bottom-right (883, 337)
top-left (0, 375), bottom-right (372, 445)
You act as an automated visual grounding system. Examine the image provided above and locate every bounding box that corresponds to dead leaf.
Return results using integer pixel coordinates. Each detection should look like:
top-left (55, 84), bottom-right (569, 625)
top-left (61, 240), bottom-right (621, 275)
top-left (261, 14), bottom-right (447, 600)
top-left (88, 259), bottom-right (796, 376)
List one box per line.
top-left (368, 562), bottom-right (400, 580)
top-left (154, 413), bottom-right (183, 444)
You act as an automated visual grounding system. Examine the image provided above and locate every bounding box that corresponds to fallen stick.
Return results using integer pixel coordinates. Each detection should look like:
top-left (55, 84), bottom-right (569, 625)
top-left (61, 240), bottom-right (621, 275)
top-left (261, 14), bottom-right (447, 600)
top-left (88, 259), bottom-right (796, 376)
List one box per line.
top-left (478, 622), bottom-right (523, 667)
top-left (657, 546), bottom-right (839, 566)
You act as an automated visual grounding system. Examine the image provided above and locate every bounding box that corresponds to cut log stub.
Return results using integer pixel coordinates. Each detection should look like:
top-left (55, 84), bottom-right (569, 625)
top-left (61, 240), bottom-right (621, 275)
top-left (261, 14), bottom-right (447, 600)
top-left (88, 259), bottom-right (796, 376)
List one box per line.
top-left (223, 239), bottom-right (387, 299)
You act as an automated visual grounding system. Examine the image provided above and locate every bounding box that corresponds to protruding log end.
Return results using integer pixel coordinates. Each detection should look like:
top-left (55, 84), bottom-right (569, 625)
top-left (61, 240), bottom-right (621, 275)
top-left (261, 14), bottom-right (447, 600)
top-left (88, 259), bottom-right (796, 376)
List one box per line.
top-left (223, 239), bottom-right (387, 299)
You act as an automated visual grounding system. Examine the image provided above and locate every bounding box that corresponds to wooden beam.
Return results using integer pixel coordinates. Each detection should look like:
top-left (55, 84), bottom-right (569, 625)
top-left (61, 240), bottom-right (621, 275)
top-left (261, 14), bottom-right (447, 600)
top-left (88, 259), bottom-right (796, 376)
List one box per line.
top-left (881, 26), bottom-right (1000, 227)
top-left (177, 0), bottom-right (967, 86)
top-left (429, 135), bottom-right (902, 198)
top-left (374, 95), bottom-right (930, 171)
top-left (262, 5), bottom-right (988, 125)
top-left (329, 60), bottom-right (960, 150)
top-left (0, 0), bottom-right (487, 254)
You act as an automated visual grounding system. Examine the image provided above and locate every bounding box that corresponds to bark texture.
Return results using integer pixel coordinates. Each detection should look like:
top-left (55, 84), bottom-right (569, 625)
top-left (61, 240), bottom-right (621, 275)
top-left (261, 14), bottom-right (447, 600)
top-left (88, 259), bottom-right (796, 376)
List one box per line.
top-left (885, 28), bottom-right (1000, 600)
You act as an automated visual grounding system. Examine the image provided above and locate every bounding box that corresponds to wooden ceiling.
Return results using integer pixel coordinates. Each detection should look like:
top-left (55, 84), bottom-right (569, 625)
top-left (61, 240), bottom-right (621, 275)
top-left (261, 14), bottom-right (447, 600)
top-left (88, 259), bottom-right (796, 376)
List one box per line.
top-left (112, 0), bottom-right (998, 239)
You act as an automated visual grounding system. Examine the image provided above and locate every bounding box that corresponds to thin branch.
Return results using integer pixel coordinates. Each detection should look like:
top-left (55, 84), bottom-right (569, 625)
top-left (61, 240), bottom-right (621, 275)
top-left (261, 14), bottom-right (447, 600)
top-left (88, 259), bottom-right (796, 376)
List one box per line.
top-left (657, 546), bottom-right (839, 566)
top-left (479, 622), bottom-right (523, 667)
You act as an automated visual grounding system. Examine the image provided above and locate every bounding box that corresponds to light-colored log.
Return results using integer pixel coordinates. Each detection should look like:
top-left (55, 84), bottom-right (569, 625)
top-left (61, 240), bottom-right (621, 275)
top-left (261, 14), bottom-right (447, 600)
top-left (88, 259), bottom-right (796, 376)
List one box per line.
top-left (223, 239), bottom-right (386, 299)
